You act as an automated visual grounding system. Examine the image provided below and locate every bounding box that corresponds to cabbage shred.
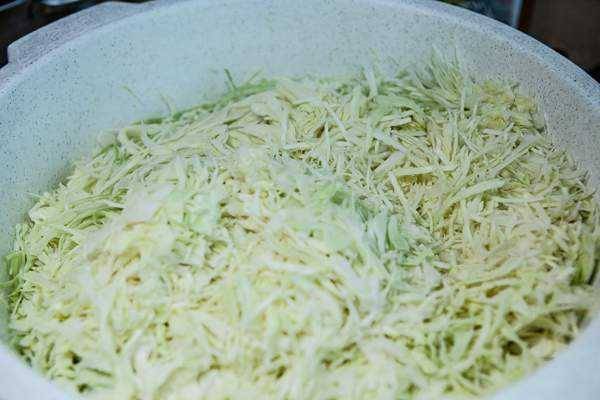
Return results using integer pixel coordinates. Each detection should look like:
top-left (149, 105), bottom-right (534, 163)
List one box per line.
top-left (5, 58), bottom-right (600, 399)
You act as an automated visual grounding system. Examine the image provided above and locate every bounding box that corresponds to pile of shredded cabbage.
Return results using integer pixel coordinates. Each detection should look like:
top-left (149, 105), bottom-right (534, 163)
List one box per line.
top-left (5, 57), bottom-right (600, 399)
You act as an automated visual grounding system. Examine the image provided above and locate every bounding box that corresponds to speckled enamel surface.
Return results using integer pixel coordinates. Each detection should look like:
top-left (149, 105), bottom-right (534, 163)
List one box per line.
top-left (0, 1), bottom-right (598, 399)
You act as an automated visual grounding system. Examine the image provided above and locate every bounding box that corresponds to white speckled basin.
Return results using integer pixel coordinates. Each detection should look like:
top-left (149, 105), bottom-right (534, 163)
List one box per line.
top-left (0, 0), bottom-right (599, 398)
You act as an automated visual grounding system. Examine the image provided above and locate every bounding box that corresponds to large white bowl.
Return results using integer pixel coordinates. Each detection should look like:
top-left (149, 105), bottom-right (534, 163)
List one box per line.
top-left (1, 1), bottom-right (599, 398)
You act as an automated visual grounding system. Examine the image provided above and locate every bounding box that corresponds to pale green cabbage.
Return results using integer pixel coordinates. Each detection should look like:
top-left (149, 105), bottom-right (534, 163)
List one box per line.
top-left (5, 57), bottom-right (600, 399)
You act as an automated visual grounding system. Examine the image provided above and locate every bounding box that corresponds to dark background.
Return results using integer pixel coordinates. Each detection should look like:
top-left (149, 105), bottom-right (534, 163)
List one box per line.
top-left (1, 0), bottom-right (599, 81)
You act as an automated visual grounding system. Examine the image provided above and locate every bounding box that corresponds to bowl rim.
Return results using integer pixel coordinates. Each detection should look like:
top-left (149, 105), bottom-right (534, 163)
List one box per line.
top-left (2, 0), bottom-right (597, 107)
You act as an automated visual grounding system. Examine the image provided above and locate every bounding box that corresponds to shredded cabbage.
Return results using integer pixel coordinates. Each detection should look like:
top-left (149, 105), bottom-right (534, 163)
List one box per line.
top-left (5, 57), bottom-right (600, 399)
